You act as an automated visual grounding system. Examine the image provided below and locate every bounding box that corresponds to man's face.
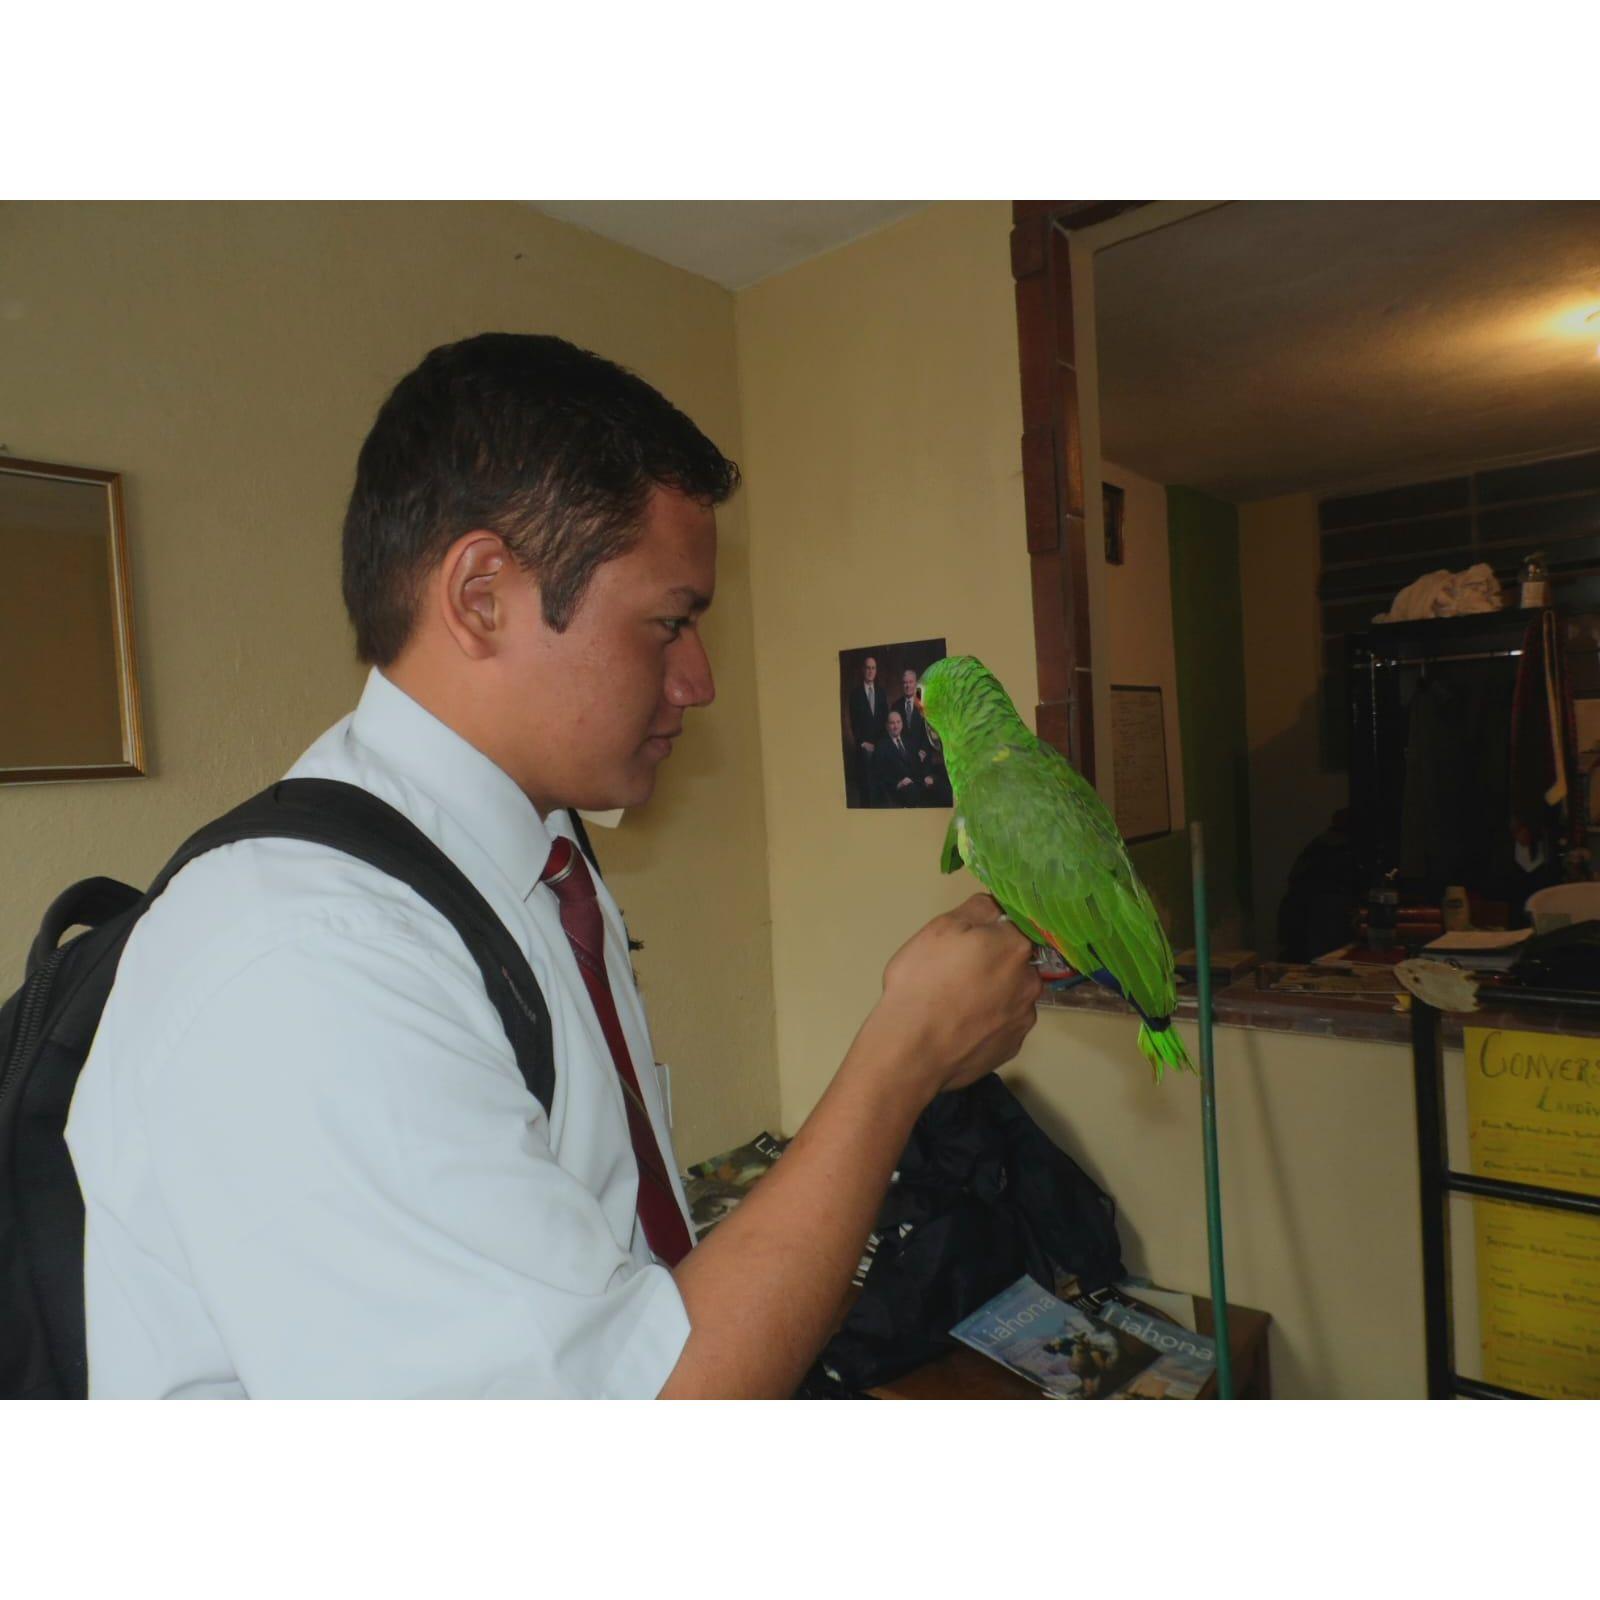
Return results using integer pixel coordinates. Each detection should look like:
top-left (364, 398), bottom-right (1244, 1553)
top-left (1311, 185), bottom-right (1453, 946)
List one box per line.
top-left (886, 711), bottom-right (903, 740)
top-left (862, 657), bottom-right (877, 685)
top-left (901, 670), bottom-right (917, 698)
top-left (496, 486), bottom-right (717, 812)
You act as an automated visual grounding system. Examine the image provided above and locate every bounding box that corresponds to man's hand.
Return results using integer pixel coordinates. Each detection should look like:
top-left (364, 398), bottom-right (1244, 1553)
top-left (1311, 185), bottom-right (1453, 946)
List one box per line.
top-left (873, 894), bottom-right (1044, 1096)
top-left (861, 741), bottom-right (875, 753)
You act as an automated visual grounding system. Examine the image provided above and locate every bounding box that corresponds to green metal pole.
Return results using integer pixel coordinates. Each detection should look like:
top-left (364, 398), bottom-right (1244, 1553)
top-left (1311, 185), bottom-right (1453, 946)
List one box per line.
top-left (1190, 820), bottom-right (1235, 1399)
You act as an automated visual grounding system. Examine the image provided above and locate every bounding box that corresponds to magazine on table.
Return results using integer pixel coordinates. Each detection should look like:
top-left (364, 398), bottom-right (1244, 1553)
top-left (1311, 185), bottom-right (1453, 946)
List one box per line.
top-left (1066, 1283), bottom-right (1218, 1399)
top-left (681, 1131), bottom-right (874, 1281)
top-left (950, 1276), bottom-right (1162, 1399)
top-left (681, 1131), bottom-right (788, 1240)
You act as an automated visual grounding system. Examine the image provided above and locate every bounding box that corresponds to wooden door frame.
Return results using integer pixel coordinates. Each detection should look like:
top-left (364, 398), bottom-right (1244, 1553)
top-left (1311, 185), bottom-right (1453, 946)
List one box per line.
top-left (1010, 200), bottom-right (1150, 781)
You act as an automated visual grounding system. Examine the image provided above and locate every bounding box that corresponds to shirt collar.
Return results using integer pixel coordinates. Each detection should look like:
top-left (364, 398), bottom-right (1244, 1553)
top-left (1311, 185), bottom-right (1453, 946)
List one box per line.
top-left (349, 668), bottom-right (568, 902)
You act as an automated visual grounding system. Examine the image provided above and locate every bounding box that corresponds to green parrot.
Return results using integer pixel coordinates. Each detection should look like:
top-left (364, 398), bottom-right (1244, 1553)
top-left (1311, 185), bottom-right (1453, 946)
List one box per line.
top-left (917, 654), bottom-right (1194, 1082)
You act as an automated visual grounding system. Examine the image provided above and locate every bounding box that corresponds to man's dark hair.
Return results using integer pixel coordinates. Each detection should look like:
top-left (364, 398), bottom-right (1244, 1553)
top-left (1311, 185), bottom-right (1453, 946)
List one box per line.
top-left (341, 333), bottom-right (740, 665)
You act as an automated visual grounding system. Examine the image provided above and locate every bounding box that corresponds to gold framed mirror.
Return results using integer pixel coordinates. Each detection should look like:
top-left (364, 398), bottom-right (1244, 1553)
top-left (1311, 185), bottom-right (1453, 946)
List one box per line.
top-left (0, 456), bottom-right (146, 783)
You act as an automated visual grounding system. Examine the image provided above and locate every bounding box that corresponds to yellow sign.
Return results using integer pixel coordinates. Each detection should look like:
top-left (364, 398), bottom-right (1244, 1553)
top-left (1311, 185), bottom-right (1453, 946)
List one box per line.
top-left (1464, 1026), bottom-right (1600, 1398)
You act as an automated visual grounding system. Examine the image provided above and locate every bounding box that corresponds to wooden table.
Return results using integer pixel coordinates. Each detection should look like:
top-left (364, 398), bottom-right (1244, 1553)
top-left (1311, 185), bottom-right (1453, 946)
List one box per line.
top-left (866, 1297), bottom-right (1272, 1400)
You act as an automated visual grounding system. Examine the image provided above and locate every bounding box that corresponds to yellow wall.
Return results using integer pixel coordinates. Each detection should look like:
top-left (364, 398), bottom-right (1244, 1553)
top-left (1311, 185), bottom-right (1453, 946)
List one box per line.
top-left (1102, 458), bottom-right (1187, 831)
top-left (0, 201), bottom-right (779, 1164)
top-left (1009, 1010), bottom-right (1427, 1398)
top-left (735, 200), bottom-right (1036, 1125)
top-left (1237, 492), bottom-right (1348, 954)
top-left (737, 200), bottom-right (1428, 1396)
top-left (1097, 458), bottom-right (1195, 950)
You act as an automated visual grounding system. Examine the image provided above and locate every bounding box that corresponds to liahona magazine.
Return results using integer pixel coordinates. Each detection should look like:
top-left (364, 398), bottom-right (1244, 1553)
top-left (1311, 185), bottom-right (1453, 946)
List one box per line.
top-left (681, 1132), bottom-right (788, 1240)
top-left (950, 1276), bottom-right (1161, 1398)
top-left (1089, 1293), bottom-right (1217, 1399)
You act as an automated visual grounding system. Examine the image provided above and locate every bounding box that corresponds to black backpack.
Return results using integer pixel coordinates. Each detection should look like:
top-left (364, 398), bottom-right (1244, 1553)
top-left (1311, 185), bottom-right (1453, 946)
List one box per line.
top-left (1, 777), bottom-right (590, 1400)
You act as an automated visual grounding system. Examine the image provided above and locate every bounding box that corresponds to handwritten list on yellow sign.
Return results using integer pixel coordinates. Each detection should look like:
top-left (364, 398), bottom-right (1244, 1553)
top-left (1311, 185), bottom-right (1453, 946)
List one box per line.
top-left (1464, 1026), bottom-right (1600, 1398)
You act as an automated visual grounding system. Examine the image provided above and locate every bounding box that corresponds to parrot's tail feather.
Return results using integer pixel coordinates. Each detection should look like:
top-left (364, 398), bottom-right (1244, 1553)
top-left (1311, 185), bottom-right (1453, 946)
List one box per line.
top-left (1137, 1021), bottom-right (1195, 1083)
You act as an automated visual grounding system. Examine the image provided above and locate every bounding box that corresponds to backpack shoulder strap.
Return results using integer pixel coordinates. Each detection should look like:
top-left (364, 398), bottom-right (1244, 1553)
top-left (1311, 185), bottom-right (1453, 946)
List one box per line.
top-left (567, 808), bottom-right (601, 877)
top-left (151, 778), bottom-right (556, 1119)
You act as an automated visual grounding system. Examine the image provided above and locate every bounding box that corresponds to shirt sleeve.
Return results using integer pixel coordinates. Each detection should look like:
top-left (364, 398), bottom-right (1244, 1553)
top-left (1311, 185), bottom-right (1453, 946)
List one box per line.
top-left (135, 914), bottom-right (690, 1398)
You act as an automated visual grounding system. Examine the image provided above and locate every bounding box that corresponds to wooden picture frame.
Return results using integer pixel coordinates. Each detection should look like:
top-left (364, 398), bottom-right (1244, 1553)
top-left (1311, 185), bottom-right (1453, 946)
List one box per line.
top-left (0, 456), bottom-right (146, 784)
top-left (1010, 200), bottom-right (1150, 779)
top-left (1102, 480), bottom-right (1126, 565)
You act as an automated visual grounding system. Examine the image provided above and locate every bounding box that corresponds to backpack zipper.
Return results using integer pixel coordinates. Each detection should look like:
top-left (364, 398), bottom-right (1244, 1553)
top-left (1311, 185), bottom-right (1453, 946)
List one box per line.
top-left (0, 947), bottom-right (69, 1112)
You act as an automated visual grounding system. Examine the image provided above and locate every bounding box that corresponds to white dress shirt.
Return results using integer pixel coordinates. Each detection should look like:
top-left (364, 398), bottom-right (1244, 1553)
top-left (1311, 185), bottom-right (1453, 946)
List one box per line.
top-left (66, 668), bottom-right (693, 1398)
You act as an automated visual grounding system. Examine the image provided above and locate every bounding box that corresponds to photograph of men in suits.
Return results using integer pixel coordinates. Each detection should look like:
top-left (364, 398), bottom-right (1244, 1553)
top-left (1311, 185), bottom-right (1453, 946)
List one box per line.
top-left (838, 636), bottom-right (949, 810)
top-left (847, 655), bottom-right (888, 805)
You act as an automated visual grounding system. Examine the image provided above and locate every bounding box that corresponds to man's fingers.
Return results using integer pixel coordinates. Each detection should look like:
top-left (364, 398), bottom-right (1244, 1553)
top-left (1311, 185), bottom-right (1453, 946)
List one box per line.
top-left (948, 895), bottom-right (1038, 973)
top-left (956, 892), bottom-right (1007, 924)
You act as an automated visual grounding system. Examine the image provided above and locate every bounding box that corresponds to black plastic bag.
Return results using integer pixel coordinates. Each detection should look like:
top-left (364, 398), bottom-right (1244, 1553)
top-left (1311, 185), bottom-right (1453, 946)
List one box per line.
top-left (800, 1074), bottom-right (1125, 1396)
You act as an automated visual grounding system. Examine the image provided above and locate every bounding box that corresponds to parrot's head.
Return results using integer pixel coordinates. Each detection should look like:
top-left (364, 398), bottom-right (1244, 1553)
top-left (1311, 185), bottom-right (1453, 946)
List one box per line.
top-left (915, 658), bottom-right (948, 736)
top-left (918, 655), bottom-right (1021, 750)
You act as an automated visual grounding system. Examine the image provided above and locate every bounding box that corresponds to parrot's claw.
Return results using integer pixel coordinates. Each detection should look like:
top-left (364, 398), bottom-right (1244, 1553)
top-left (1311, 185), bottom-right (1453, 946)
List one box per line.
top-left (1031, 948), bottom-right (1078, 982)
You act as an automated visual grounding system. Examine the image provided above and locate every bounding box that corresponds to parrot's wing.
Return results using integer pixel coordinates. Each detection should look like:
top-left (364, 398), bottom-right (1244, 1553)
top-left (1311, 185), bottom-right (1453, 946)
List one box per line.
top-left (939, 812), bottom-right (964, 875)
top-left (961, 745), bottom-right (1177, 1019)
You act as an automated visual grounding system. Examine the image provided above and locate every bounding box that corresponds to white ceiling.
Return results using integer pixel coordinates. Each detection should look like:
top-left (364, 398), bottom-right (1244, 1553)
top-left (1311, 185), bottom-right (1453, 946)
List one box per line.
top-left (531, 201), bottom-right (927, 290)
top-left (1093, 201), bottom-right (1600, 502)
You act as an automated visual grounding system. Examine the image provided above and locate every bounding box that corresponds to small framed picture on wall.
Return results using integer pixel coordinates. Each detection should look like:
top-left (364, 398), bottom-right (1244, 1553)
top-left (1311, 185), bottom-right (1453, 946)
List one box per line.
top-left (839, 637), bottom-right (952, 810)
top-left (1109, 684), bottom-right (1171, 844)
top-left (1103, 481), bottom-right (1126, 566)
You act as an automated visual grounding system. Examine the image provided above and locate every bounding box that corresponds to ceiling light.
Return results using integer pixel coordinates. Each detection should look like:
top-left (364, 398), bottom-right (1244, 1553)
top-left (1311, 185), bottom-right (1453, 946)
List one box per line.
top-left (1581, 307), bottom-right (1600, 358)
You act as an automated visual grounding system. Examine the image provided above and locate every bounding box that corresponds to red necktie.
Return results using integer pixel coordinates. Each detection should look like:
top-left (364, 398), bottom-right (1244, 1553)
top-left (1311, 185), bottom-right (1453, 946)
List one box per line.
top-left (540, 836), bottom-right (693, 1266)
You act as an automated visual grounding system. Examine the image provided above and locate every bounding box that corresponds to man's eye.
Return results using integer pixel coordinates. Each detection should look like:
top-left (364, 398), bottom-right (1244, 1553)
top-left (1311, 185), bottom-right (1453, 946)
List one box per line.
top-left (659, 617), bottom-right (689, 638)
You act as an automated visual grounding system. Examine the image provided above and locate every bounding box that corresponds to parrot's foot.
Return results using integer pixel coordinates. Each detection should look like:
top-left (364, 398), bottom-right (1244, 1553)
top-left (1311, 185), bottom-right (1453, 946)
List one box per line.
top-left (1031, 946), bottom-right (1077, 981)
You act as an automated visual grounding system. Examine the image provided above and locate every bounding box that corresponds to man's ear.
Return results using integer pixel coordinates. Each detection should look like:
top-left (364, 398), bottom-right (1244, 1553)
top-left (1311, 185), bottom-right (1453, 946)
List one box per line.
top-left (437, 530), bottom-right (523, 659)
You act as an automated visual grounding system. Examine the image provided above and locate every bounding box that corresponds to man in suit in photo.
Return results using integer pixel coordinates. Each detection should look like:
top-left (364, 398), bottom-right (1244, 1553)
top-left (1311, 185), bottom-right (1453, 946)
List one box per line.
top-left (897, 668), bottom-right (926, 743)
top-left (874, 709), bottom-right (929, 807)
top-left (847, 654), bottom-right (888, 806)
top-left (915, 721), bottom-right (952, 808)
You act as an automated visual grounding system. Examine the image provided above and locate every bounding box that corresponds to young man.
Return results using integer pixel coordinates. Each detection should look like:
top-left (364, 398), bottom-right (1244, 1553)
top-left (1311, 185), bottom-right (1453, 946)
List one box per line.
top-left (66, 333), bottom-right (1042, 1398)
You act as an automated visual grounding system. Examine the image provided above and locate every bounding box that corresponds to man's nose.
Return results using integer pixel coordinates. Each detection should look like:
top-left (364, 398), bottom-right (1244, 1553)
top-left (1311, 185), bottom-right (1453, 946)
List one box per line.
top-left (666, 626), bottom-right (715, 708)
